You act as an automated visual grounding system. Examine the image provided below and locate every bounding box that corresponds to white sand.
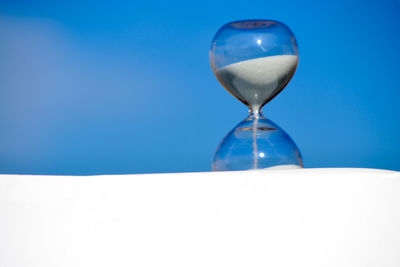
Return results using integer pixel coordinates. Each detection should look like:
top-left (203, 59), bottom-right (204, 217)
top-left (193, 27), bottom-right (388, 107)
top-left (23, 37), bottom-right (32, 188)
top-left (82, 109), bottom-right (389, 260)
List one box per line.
top-left (264, 164), bottom-right (302, 170)
top-left (216, 55), bottom-right (298, 109)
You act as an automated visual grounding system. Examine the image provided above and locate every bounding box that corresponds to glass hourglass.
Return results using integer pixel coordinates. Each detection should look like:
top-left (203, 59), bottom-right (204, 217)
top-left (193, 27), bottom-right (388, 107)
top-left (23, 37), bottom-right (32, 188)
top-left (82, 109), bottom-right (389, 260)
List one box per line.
top-left (210, 20), bottom-right (303, 171)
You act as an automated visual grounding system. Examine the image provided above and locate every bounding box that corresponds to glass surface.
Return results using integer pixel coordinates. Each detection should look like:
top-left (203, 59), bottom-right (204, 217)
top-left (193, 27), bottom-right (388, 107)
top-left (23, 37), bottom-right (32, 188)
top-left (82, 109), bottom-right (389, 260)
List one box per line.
top-left (210, 20), bottom-right (298, 113)
top-left (210, 20), bottom-right (302, 171)
top-left (212, 113), bottom-right (303, 171)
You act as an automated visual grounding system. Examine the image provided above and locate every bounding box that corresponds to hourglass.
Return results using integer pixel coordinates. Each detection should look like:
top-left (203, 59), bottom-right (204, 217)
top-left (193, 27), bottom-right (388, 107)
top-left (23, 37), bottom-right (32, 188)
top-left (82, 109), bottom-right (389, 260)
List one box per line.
top-left (210, 20), bottom-right (303, 171)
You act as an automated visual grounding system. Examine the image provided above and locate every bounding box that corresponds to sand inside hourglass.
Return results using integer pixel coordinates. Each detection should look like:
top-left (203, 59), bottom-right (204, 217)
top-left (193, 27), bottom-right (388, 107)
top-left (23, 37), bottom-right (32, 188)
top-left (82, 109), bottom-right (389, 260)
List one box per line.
top-left (216, 54), bottom-right (299, 169)
top-left (215, 54), bottom-right (298, 111)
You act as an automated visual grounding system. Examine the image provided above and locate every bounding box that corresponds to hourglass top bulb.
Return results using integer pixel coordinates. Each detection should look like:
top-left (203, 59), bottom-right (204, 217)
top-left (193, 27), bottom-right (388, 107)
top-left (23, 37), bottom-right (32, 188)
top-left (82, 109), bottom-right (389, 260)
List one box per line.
top-left (209, 20), bottom-right (299, 114)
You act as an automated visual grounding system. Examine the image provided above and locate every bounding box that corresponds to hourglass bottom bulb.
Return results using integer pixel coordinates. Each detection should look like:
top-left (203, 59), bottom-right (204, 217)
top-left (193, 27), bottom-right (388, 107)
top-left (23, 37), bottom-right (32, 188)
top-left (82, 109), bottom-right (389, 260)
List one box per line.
top-left (212, 114), bottom-right (303, 171)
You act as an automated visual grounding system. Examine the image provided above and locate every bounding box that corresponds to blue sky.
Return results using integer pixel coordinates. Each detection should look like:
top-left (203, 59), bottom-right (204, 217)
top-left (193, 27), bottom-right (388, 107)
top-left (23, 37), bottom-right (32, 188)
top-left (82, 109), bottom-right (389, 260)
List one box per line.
top-left (0, 0), bottom-right (399, 174)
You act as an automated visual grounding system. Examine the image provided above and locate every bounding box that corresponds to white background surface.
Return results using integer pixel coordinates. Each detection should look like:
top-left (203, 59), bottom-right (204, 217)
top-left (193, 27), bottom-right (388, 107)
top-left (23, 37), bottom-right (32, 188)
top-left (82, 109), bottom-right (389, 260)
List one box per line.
top-left (0, 168), bottom-right (399, 267)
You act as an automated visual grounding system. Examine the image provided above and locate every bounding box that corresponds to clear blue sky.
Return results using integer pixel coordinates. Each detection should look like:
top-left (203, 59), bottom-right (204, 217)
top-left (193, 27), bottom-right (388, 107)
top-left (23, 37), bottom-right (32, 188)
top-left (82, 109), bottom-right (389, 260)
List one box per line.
top-left (0, 0), bottom-right (399, 174)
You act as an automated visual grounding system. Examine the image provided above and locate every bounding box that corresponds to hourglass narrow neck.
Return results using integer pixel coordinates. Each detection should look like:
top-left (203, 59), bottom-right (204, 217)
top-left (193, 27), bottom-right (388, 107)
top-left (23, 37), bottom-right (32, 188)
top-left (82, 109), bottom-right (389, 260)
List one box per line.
top-left (249, 107), bottom-right (263, 119)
